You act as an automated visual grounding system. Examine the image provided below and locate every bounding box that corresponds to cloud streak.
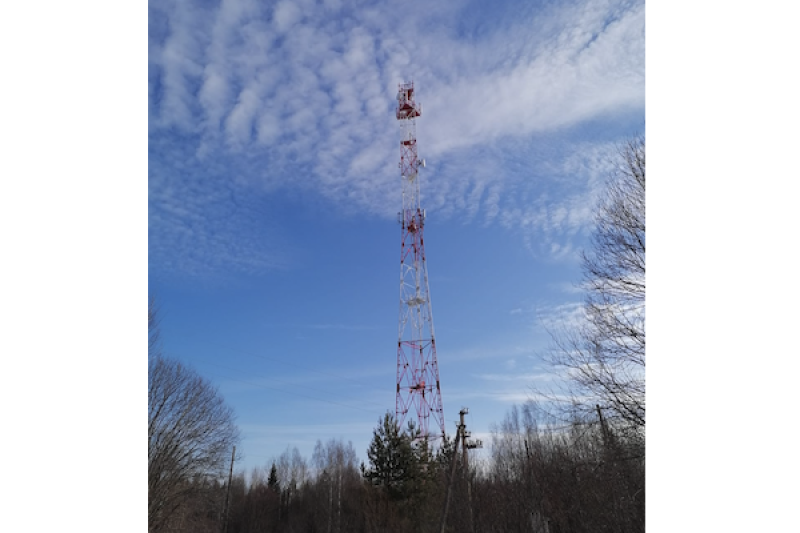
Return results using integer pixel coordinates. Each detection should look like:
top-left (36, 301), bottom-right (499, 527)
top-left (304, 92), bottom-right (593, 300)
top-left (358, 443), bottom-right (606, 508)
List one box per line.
top-left (149, 0), bottom-right (644, 276)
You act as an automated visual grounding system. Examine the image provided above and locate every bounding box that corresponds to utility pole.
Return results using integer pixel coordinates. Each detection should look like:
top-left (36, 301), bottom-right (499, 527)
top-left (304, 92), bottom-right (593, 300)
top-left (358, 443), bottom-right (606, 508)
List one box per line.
top-left (440, 407), bottom-right (483, 533)
top-left (439, 414), bottom-right (463, 533)
top-left (460, 408), bottom-right (482, 533)
top-left (596, 404), bottom-right (611, 450)
top-left (460, 408), bottom-right (482, 469)
top-left (222, 446), bottom-right (235, 533)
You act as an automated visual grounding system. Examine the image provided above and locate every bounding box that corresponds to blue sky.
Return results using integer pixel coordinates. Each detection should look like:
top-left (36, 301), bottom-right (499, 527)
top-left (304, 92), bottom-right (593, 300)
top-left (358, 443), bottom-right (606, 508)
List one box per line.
top-left (148, 0), bottom-right (645, 475)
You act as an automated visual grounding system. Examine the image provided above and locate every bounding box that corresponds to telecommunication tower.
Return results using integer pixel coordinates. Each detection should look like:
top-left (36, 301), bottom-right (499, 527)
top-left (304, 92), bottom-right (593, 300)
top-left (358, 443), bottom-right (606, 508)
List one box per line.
top-left (394, 81), bottom-right (445, 441)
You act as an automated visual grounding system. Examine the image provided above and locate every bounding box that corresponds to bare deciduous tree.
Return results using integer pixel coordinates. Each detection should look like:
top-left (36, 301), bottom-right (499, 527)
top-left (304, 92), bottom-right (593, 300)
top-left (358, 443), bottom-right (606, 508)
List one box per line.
top-left (148, 319), bottom-right (240, 532)
top-left (483, 401), bottom-right (644, 533)
top-left (549, 136), bottom-right (645, 429)
top-left (312, 438), bottom-right (360, 533)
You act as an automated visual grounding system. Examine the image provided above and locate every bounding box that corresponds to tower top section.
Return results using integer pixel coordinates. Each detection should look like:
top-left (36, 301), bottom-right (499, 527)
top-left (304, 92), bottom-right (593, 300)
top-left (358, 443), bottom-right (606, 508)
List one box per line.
top-left (396, 81), bottom-right (422, 120)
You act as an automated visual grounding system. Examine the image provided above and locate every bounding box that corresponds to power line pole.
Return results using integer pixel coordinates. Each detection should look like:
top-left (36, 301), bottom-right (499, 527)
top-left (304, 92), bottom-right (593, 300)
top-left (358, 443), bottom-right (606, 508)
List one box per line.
top-left (439, 412), bottom-right (464, 533)
top-left (222, 446), bottom-right (236, 533)
top-left (460, 408), bottom-right (482, 533)
top-left (596, 404), bottom-right (611, 450)
top-left (440, 407), bottom-right (483, 533)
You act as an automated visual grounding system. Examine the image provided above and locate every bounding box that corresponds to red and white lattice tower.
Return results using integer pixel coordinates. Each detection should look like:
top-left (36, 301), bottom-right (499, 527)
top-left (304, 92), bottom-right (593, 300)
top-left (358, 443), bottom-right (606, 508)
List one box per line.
top-left (394, 81), bottom-right (445, 441)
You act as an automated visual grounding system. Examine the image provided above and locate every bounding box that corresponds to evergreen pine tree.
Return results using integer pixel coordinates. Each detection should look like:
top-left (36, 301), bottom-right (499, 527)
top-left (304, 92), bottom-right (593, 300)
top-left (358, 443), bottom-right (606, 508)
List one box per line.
top-left (363, 412), bottom-right (418, 501)
top-left (267, 462), bottom-right (280, 494)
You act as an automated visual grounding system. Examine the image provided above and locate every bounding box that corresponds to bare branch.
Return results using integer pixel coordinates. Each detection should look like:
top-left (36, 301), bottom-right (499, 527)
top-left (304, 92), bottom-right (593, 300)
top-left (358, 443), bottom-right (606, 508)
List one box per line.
top-left (546, 136), bottom-right (646, 430)
top-left (148, 352), bottom-right (240, 532)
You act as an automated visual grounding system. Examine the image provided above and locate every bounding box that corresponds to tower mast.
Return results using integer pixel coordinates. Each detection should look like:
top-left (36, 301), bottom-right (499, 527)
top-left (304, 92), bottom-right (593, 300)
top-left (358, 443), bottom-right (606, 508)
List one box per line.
top-left (395, 81), bottom-right (445, 441)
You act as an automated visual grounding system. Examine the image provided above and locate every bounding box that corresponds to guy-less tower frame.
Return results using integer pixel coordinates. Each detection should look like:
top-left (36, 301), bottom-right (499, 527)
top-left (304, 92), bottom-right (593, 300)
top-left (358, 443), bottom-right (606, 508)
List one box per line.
top-left (395, 81), bottom-right (445, 441)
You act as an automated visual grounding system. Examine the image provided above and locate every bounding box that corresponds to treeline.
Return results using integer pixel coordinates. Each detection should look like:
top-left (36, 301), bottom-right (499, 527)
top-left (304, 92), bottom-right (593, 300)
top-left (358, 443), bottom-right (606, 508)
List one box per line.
top-left (150, 404), bottom-right (643, 533)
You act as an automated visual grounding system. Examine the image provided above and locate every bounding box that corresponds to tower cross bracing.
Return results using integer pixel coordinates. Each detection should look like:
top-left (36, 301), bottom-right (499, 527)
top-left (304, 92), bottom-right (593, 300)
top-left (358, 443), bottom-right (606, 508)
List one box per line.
top-left (394, 81), bottom-right (445, 441)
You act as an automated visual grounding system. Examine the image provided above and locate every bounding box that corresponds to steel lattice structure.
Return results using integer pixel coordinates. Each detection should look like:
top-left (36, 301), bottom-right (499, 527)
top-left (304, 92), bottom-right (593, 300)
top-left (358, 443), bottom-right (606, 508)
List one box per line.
top-left (394, 81), bottom-right (445, 441)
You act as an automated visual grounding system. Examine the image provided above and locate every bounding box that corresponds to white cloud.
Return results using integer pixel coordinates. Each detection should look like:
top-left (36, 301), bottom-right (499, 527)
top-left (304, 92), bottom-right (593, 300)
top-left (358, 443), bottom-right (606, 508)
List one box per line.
top-left (272, 0), bottom-right (303, 34)
top-left (447, 389), bottom-right (540, 404)
top-left (535, 301), bottom-right (586, 332)
top-left (149, 0), bottom-right (644, 274)
top-left (548, 281), bottom-right (585, 295)
top-left (148, 135), bottom-right (295, 279)
top-left (476, 372), bottom-right (555, 382)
